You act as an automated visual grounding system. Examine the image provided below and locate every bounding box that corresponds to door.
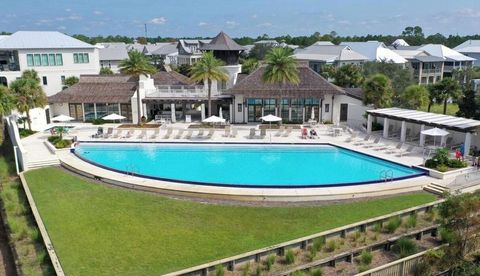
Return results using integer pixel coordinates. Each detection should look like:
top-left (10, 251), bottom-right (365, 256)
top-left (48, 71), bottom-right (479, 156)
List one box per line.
top-left (340, 104), bottom-right (348, 122)
top-left (45, 108), bottom-right (50, 124)
top-left (69, 104), bottom-right (83, 121)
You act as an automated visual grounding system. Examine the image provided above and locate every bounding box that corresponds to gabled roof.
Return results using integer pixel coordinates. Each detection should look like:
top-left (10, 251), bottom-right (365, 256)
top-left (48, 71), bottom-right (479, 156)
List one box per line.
top-left (98, 45), bottom-right (128, 61)
top-left (293, 45), bottom-right (367, 62)
top-left (391, 39), bottom-right (409, 47)
top-left (177, 39), bottom-right (211, 54)
top-left (152, 71), bottom-right (194, 86)
top-left (151, 42), bottom-right (178, 56)
top-left (0, 31), bottom-right (95, 49)
top-left (340, 41), bottom-right (407, 63)
top-left (199, 31), bottom-right (246, 51)
top-left (454, 40), bottom-right (480, 53)
top-left (419, 44), bottom-right (476, 62)
top-left (230, 64), bottom-right (345, 98)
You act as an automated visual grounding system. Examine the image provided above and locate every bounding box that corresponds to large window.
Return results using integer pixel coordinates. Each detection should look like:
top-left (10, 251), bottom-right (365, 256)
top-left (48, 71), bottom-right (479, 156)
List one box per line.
top-left (33, 54), bottom-right (41, 66)
top-left (84, 103), bottom-right (95, 121)
top-left (27, 53), bottom-right (62, 66)
top-left (49, 54), bottom-right (56, 66)
top-left (41, 54), bottom-right (48, 66)
top-left (95, 103), bottom-right (108, 119)
top-left (247, 98), bottom-right (262, 122)
top-left (263, 99), bottom-right (276, 116)
top-left (26, 54), bottom-right (34, 66)
top-left (290, 99), bottom-right (304, 122)
top-left (120, 104), bottom-right (132, 121)
top-left (74, 53), bottom-right (89, 64)
top-left (281, 99), bottom-right (289, 120)
top-left (55, 54), bottom-right (63, 66)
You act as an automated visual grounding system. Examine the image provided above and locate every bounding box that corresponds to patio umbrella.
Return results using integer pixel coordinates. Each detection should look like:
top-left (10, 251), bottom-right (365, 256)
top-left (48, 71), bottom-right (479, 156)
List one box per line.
top-left (102, 113), bottom-right (126, 121)
top-left (421, 127), bottom-right (449, 147)
top-left (203, 115), bottom-right (226, 123)
top-left (219, 107), bottom-right (223, 119)
top-left (260, 114), bottom-right (282, 143)
top-left (52, 114), bottom-right (74, 122)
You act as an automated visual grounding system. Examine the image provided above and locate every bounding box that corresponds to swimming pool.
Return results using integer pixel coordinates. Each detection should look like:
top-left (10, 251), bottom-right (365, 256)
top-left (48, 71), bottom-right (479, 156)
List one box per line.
top-left (74, 143), bottom-right (425, 187)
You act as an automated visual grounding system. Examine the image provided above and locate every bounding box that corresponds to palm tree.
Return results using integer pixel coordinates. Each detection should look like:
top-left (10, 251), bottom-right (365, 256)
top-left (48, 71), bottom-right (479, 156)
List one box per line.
top-left (190, 52), bottom-right (229, 117)
top-left (21, 69), bottom-right (40, 82)
top-left (363, 74), bottom-right (394, 109)
top-left (262, 47), bottom-right (299, 117)
top-left (119, 50), bottom-right (157, 125)
top-left (10, 78), bottom-right (47, 131)
top-left (0, 85), bottom-right (15, 143)
top-left (241, 58), bottom-right (259, 74)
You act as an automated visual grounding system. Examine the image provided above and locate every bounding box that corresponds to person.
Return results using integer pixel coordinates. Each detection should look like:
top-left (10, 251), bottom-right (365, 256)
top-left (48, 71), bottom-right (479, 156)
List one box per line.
top-left (455, 149), bottom-right (462, 160)
top-left (310, 129), bottom-right (318, 139)
top-left (473, 156), bottom-right (478, 168)
top-left (301, 128), bottom-right (308, 139)
top-left (460, 143), bottom-right (465, 160)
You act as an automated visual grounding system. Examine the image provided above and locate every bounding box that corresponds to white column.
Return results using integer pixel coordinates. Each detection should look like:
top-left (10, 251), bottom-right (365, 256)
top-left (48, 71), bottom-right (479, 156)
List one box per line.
top-left (201, 103), bottom-right (205, 121)
top-left (383, 117), bottom-right (389, 138)
top-left (118, 103), bottom-right (122, 116)
top-left (170, 103), bottom-right (176, 123)
top-left (440, 128), bottom-right (448, 146)
top-left (400, 121), bottom-right (407, 142)
top-left (367, 114), bottom-right (372, 134)
top-left (419, 124), bottom-right (426, 146)
top-left (261, 107), bottom-right (264, 117)
top-left (229, 103), bottom-right (233, 123)
top-left (93, 103), bottom-right (97, 119)
top-left (274, 107), bottom-right (278, 117)
top-left (288, 107), bottom-right (292, 121)
top-left (81, 103), bottom-right (86, 121)
top-left (302, 107), bottom-right (306, 123)
top-left (465, 132), bottom-right (472, 157)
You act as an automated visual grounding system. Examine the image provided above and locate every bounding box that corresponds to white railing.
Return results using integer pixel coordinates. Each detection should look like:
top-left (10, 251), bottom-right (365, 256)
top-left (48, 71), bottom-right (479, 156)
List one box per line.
top-left (145, 85), bottom-right (227, 98)
top-left (4, 116), bottom-right (27, 172)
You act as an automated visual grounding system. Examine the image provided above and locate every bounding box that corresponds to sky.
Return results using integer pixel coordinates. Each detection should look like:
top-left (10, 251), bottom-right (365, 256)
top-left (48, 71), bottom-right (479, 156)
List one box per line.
top-left (2, 0), bottom-right (480, 38)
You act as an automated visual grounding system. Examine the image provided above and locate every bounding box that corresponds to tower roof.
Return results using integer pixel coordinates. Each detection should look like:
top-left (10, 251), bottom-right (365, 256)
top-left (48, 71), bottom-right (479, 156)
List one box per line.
top-left (200, 31), bottom-right (246, 51)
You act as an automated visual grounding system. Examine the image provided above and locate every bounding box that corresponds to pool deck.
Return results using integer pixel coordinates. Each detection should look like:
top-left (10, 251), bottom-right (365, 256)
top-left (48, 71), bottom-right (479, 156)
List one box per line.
top-left (22, 122), bottom-right (441, 201)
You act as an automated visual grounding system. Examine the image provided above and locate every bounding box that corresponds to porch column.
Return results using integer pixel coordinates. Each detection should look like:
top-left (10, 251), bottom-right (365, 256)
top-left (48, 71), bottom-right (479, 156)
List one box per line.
top-left (288, 107), bottom-right (292, 121)
top-left (419, 124), bottom-right (426, 146)
top-left (274, 107), bottom-right (278, 117)
top-left (117, 103), bottom-right (121, 116)
top-left (440, 128), bottom-right (447, 146)
top-left (302, 107), bottom-right (306, 123)
top-left (201, 103), bottom-right (206, 121)
top-left (383, 117), bottom-right (389, 138)
top-left (81, 103), bottom-right (86, 121)
top-left (169, 103), bottom-right (175, 123)
top-left (464, 132), bottom-right (472, 157)
top-left (367, 114), bottom-right (373, 134)
top-left (93, 103), bottom-right (97, 119)
top-left (229, 103), bottom-right (233, 123)
top-left (400, 121), bottom-right (407, 142)
top-left (261, 106), bottom-right (264, 117)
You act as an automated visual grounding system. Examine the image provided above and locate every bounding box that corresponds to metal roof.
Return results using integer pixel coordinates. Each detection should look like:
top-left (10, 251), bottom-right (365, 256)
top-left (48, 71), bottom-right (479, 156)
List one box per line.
top-left (0, 31), bottom-right (94, 49)
top-left (367, 108), bottom-right (480, 132)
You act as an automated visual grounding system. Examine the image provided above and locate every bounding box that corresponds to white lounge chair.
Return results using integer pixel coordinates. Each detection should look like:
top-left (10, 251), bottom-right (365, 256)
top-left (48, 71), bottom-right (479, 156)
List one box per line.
top-left (260, 128), bottom-right (266, 139)
top-left (184, 129), bottom-right (193, 139)
top-left (354, 135), bottom-right (371, 146)
top-left (364, 136), bottom-right (381, 148)
top-left (230, 128), bottom-right (238, 138)
top-left (275, 125), bottom-right (285, 137)
top-left (386, 142), bottom-right (403, 154)
top-left (103, 127), bottom-right (113, 138)
top-left (174, 129), bottom-right (185, 139)
top-left (123, 129), bottom-right (135, 138)
top-left (137, 129), bottom-right (146, 139)
top-left (344, 132), bottom-right (357, 143)
top-left (163, 128), bottom-right (173, 139)
top-left (398, 145), bottom-right (415, 157)
top-left (149, 128), bottom-right (159, 139)
top-left (248, 128), bottom-right (256, 139)
top-left (196, 129), bottom-right (204, 138)
top-left (223, 127), bottom-right (231, 137)
top-left (113, 129), bottom-right (123, 138)
top-left (282, 127), bottom-right (292, 137)
top-left (207, 129), bottom-right (215, 138)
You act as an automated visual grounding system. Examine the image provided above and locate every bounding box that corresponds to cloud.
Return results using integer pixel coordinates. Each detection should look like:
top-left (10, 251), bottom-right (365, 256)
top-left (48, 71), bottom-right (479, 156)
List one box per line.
top-left (68, 15), bottom-right (82, 20)
top-left (251, 14), bottom-right (258, 19)
top-left (198, 22), bottom-right (207, 26)
top-left (226, 20), bottom-right (239, 28)
top-left (338, 20), bottom-right (351, 25)
top-left (65, 8), bottom-right (72, 12)
top-left (455, 8), bottom-right (480, 18)
top-left (35, 19), bottom-right (52, 25)
top-left (150, 17), bottom-right (167, 25)
top-left (57, 26), bottom-right (66, 30)
top-left (55, 17), bottom-right (66, 21)
top-left (93, 10), bottom-right (103, 15)
top-left (257, 22), bottom-right (272, 27)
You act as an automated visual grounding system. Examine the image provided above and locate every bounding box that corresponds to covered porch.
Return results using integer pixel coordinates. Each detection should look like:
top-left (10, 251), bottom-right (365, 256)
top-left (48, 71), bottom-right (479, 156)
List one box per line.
top-left (366, 108), bottom-right (480, 156)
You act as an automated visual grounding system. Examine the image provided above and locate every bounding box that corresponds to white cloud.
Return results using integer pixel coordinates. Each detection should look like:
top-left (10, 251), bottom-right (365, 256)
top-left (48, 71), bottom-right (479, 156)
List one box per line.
top-left (251, 14), bottom-right (258, 19)
top-left (226, 20), bottom-right (239, 28)
top-left (198, 22), bottom-right (207, 26)
top-left (35, 19), bottom-right (52, 25)
top-left (455, 8), bottom-right (480, 18)
top-left (150, 17), bottom-right (167, 25)
top-left (338, 20), bottom-right (351, 25)
top-left (68, 15), bottom-right (82, 20)
top-left (93, 10), bottom-right (103, 15)
top-left (257, 22), bottom-right (272, 27)
top-left (65, 8), bottom-right (72, 12)
top-left (55, 17), bottom-right (66, 21)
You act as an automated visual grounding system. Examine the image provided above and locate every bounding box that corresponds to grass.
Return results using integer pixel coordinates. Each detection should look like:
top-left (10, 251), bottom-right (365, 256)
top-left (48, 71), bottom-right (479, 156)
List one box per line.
top-left (0, 137), bottom-right (53, 275)
top-left (24, 167), bottom-right (436, 275)
top-left (419, 103), bottom-right (459, 116)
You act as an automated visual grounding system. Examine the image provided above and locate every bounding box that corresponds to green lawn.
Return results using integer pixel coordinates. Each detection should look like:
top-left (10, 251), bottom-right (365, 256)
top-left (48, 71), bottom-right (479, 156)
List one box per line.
top-left (419, 103), bottom-right (459, 116)
top-left (24, 167), bottom-right (436, 275)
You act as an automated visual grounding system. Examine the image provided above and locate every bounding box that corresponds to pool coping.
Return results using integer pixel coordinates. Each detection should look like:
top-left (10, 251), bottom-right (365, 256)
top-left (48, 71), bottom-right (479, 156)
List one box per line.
top-left (72, 141), bottom-right (428, 189)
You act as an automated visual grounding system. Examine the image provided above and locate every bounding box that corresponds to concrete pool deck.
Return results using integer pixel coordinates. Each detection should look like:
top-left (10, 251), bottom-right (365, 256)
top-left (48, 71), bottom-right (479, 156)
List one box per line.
top-left (31, 122), bottom-right (440, 201)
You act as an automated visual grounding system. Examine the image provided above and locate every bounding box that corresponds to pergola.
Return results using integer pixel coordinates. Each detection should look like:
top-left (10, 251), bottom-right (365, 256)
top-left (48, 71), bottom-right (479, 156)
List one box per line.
top-left (366, 108), bottom-right (480, 154)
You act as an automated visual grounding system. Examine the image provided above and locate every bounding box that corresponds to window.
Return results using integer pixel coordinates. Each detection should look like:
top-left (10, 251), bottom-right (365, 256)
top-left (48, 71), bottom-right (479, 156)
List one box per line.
top-left (237, 103), bottom-right (242, 112)
top-left (74, 53), bottom-right (89, 63)
top-left (33, 54), bottom-right (41, 66)
top-left (61, 75), bottom-right (65, 85)
top-left (83, 53), bottom-right (89, 63)
top-left (41, 54), bottom-right (48, 66)
top-left (84, 103), bottom-right (95, 121)
top-left (325, 104), bottom-right (330, 113)
top-left (55, 54), bottom-right (63, 66)
top-left (42, 76), bottom-right (47, 85)
top-left (27, 54), bottom-right (34, 66)
top-left (49, 54), bottom-right (56, 66)
top-left (73, 53), bottom-right (79, 63)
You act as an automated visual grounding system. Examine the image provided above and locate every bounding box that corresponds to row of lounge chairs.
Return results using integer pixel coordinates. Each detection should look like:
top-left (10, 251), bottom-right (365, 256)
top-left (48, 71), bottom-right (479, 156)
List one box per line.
top-left (246, 126), bottom-right (293, 139)
top-left (94, 127), bottom-right (244, 140)
top-left (346, 133), bottom-right (416, 157)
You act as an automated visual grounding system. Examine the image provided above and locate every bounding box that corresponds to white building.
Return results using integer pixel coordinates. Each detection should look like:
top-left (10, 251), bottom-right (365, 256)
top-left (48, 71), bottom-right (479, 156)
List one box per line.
top-left (340, 41), bottom-right (407, 64)
top-left (454, 40), bottom-right (480, 67)
top-left (96, 42), bottom-right (129, 73)
top-left (0, 31), bottom-right (100, 130)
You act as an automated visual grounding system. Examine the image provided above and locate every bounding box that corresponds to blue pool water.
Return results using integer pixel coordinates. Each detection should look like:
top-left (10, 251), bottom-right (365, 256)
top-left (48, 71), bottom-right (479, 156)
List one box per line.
top-left (74, 143), bottom-right (425, 187)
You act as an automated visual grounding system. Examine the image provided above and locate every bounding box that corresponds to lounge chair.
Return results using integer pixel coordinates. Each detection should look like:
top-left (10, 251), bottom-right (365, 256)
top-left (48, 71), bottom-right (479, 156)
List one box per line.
top-left (223, 127), bottom-right (231, 137)
top-left (282, 127), bottom-right (292, 137)
top-left (248, 128), bottom-right (256, 139)
top-left (344, 132), bottom-right (357, 143)
top-left (137, 129), bottom-right (146, 139)
top-left (386, 142), bottom-right (403, 154)
top-left (149, 128), bottom-right (159, 139)
top-left (184, 129), bottom-right (193, 139)
top-left (354, 135), bottom-right (371, 146)
top-left (230, 128), bottom-right (238, 138)
top-left (174, 129), bottom-right (185, 139)
top-left (196, 129), bottom-right (204, 138)
top-left (207, 129), bottom-right (215, 138)
top-left (113, 129), bottom-right (123, 138)
top-left (260, 128), bottom-right (266, 139)
top-left (398, 145), bottom-right (416, 157)
top-left (163, 128), bottom-right (173, 139)
top-left (275, 125), bottom-right (285, 137)
top-left (103, 127), bottom-right (113, 138)
top-left (364, 136), bottom-right (381, 148)
top-left (124, 129), bottom-right (134, 138)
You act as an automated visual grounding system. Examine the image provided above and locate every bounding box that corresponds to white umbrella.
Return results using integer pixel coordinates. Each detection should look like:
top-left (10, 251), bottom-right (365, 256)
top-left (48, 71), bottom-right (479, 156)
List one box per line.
top-left (421, 127), bottom-right (449, 147)
top-left (102, 113), bottom-right (126, 121)
top-left (203, 115), bottom-right (226, 123)
top-left (260, 114), bottom-right (282, 122)
top-left (52, 114), bottom-right (74, 122)
top-left (219, 107), bottom-right (223, 119)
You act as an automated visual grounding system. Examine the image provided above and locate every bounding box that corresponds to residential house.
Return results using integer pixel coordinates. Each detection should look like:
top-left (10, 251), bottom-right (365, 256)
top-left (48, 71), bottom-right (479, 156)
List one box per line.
top-left (339, 41), bottom-right (407, 64)
top-left (96, 42), bottom-right (129, 73)
top-left (176, 39), bottom-right (211, 65)
top-left (454, 40), bottom-right (480, 67)
top-left (0, 31), bottom-right (100, 130)
top-left (150, 42), bottom-right (178, 65)
top-left (418, 44), bottom-right (475, 77)
top-left (293, 42), bottom-right (368, 73)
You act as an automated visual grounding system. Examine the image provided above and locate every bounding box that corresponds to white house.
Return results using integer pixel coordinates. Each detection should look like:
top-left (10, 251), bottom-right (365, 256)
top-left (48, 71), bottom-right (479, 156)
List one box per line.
top-left (0, 31), bottom-right (100, 130)
top-left (340, 41), bottom-right (407, 64)
top-left (96, 42), bottom-right (129, 73)
top-left (418, 44), bottom-right (476, 77)
top-left (454, 40), bottom-right (480, 67)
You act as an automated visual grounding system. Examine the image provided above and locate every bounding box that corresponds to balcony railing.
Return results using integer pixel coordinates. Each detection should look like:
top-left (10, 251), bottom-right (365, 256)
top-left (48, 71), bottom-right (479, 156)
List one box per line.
top-left (0, 63), bottom-right (20, 72)
top-left (145, 85), bottom-right (227, 98)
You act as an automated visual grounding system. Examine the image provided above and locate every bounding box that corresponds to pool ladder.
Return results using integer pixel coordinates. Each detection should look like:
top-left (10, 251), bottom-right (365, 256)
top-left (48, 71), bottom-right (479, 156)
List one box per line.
top-left (380, 169), bottom-right (394, 182)
top-left (125, 163), bottom-right (139, 176)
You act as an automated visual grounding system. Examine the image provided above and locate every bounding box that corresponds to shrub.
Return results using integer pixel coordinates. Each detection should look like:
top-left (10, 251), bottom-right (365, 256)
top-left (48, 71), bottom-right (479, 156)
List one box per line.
top-left (384, 216), bottom-right (402, 233)
top-left (255, 264), bottom-right (261, 276)
top-left (358, 264), bottom-right (370, 273)
top-left (350, 231), bottom-right (362, 242)
top-left (360, 250), bottom-right (373, 265)
top-left (48, 135), bottom-right (61, 144)
top-left (285, 249), bottom-right (295, 265)
top-left (215, 265), bottom-right (224, 276)
top-left (310, 268), bottom-right (323, 276)
top-left (405, 213), bottom-right (417, 228)
top-left (54, 139), bottom-right (72, 149)
top-left (393, 238), bottom-right (417, 258)
top-left (436, 164), bottom-right (448, 172)
top-left (88, 118), bottom-right (106, 125)
top-left (242, 262), bottom-right (250, 276)
top-left (412, 261), bottom-right (430, 276)
top-left (424, 158), bottom-right (438, 169)
top-left (433, 148), bottom-right (449, 165)
top-left (424, 208), bottom-right (437, 222)
top-left (447, 159), bottom-right (467, 168)
top-left (307, 245), bottom-right (316, 261)
top-left (312, 236), bottom-right (325, 252)
top-left (18, 128), bottom-right (36, 138)
top-left (439, 228), bottom-right (455, 244)
top-left (265, 254), bottom-right (275, 271)
top-left (372, 222), bottom-right (382, 233)
top-left (325, 239), bottom-right (337, 252)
